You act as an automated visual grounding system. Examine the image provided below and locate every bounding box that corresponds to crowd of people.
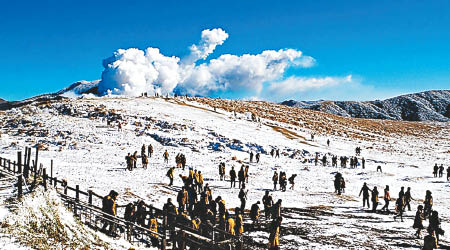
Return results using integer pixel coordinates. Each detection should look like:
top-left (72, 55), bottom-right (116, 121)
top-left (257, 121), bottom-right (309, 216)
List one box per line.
top-left (124, 144), bottom-right (154, 171)
top-left (109, 140), bottom-right (446, 249)
top-left (358, 182), bottom-right (445, 248)
top-left (116, 146), bottom-right (284, 249)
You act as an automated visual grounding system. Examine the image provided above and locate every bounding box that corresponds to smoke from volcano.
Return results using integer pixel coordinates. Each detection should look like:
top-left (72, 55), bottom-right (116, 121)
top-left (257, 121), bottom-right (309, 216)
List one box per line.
top-left (97, 28), bottom-right (317, 97)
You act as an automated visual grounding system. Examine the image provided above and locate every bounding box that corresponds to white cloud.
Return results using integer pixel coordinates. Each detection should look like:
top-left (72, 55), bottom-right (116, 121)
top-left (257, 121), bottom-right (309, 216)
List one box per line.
top-left (176, 49), bottom-right (305, 96)
top-left (185, 28), bottom-right (229, 64)
top-left (97, 28), bottom-right (314, 97)
top-left (267, 75), bottom-right (353, 97)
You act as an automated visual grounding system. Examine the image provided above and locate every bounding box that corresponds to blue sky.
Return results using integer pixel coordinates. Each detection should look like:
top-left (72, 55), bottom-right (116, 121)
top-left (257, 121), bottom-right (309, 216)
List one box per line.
top-left (0, 0), bottom-right (449, 101)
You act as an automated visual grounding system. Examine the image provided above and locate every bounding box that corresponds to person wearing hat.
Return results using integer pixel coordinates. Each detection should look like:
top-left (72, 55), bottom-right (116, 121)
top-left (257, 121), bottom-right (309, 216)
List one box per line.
top-left (413, 205), bottom-right (425, 238)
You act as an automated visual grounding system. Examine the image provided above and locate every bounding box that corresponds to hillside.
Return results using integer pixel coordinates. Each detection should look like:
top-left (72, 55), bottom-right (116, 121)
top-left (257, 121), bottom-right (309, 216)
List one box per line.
top-left (282, 90), bottom-right (450, 122)
top-left (0, 98), bottom-right (6, 104)
top-left (0, 96), bottom-right (449, 249)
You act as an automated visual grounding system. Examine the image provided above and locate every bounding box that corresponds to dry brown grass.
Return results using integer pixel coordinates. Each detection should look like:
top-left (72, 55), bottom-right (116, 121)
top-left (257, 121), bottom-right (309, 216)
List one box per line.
top-left (189, 97), bottom-right (448, 142)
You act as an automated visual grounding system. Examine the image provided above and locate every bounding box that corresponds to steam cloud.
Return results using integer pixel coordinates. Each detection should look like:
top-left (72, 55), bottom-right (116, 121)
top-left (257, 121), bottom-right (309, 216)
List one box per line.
top-left (97, 28), bottom-right (317, 97)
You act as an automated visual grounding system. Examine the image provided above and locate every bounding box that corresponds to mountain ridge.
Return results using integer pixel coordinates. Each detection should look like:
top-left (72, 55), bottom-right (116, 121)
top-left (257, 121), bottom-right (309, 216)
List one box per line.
top-left (281, 90), bottom-right (450, 122)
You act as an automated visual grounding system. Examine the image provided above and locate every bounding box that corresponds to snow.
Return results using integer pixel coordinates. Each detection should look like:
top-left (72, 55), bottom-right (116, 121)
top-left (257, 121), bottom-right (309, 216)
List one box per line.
top-left (0, 96), bottom-right (449, 249)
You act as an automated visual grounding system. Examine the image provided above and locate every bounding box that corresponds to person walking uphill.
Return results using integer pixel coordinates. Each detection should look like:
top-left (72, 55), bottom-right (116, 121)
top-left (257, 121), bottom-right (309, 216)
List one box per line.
top-left (101, 190), bottom-right (118, 235)
top-left (141, 144), bottom-right (146, 159)
top-left (147, 144), bottom-right (153, 158)
top-left (177, 186), bottom-right (189, 213)
top-left (381, 185), bottom-right (391, 212)
top-left (371, 186), bottom-right (379, 212)
top-left (268, 217), bottom-right (282, 250)
top-left (238, 166), bottom-right (245, 189)
top-left (163, 150), bottom-right (169, 164)
top-left (404, 187), bottom-right (413, 211)
top-left (272, 171), bottom-right (279, 191)
top-left (230, 166), bottom-right (237, 188)
top-left (125, 153), bottom-right (132, 171)
top-left (433, 163), bottom-right (438, 178)
top-left (413, 205), bottom-right (425, 238)
top-left (447, 166), bottom-right (450, 181)
top-left (262, 191), bottom-right (273, 219)
top-left (132, 151), bottom-right (138, 168)
top-left (219, 162), bottom-right (225, 181)
top-left (167, 167), bottom-right (174, 186)
top-left (238, 184), bottom-right (248, 213)
top-left (394, 193), bottom-right (405, 222)
top-left (359, 182), bottom-right (371, 209)
top-left (438, 164), bottom-right (444, 178)
top-left (424, 190), bottom-right (433, 218)
top-left (334, 172), bottom-right (342, 195)
top-left (142, 154), bottom-right (148, 169)
top-left (428, 211), bottom-right (444, 245)
top-left (250, 201), bottom-right (260, 224)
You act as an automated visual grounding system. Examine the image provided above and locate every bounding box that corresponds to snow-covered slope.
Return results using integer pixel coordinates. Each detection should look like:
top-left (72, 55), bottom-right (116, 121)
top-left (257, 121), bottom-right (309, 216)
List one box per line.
top-left (0, 96), bottom-right (449, 249)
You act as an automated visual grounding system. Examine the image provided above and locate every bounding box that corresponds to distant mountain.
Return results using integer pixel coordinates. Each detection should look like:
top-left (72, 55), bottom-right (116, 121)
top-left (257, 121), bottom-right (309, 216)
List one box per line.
top-left (281, 90), bottom-right (450, 122)
top-left (0, 98), bottom-right (6, 104)
top-left (55, 80), bottom-right (100, 96)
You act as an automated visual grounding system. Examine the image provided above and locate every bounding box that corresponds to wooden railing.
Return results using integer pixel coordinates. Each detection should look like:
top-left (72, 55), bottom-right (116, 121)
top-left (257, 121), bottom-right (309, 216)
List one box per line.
top-left (0, 147), bottom-right (250, 250)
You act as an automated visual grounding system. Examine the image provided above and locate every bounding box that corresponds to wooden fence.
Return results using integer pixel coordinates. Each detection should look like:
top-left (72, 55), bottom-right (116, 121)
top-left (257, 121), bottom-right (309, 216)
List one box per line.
top-left (0, 147), bottom-right (250, 250)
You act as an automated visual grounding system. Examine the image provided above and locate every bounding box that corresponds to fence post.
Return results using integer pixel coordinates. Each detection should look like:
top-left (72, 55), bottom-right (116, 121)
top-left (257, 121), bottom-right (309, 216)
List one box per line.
top-left (43, 168), bottom-right (47, 191)
top-left (27, 147), bottom-right (31, 169)
top-left (24, 147), bottom-right (28, 166)
top-left (238, 237), bottom-right (243, 250)
top-left (88, 190), bottom-right (93, 205)
top-left (126, 222), bottom-right (132, 242)
top-left (161, 211), bottom-right (167, 250)
top-left (54, 177), bottom-right (58, 188)
top-left (34, 147), bottom-right (39, 174)
top-left (50, 160), bottom-right (53, 185)
top-left (8, 160), bottom-right (11, 171)
top-left (17, 175), bottom-right (23, 198)
top-left (76, 185), bottom-right (80, 202)
top-left (13, 161), bottom-right (16, 173)
top-left (23, 157), bottom-right (28, 179)
top-left (180, 231), bottom-right (186, 250)
top-left (18, 152), bottom-right (22, 174)
top-left (33, 160), bottom-right (37, 178)
top-left (64, 183), bottom-right (68, 195)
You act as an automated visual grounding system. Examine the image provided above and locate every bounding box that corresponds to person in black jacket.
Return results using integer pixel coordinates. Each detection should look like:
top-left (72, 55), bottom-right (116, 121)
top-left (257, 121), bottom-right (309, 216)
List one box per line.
top-left (371, 187), bottom-right (379, 212)
top-left (230, 166), bottom-right (237, 188)
top-left (359, 182), bottom-right (371, 209)
top-left (428, 210), bottom-right (444, 245)
top-left (238, 166), bottom-right (245, 189)
top-left (412, 205), bottom-right (424, 238)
